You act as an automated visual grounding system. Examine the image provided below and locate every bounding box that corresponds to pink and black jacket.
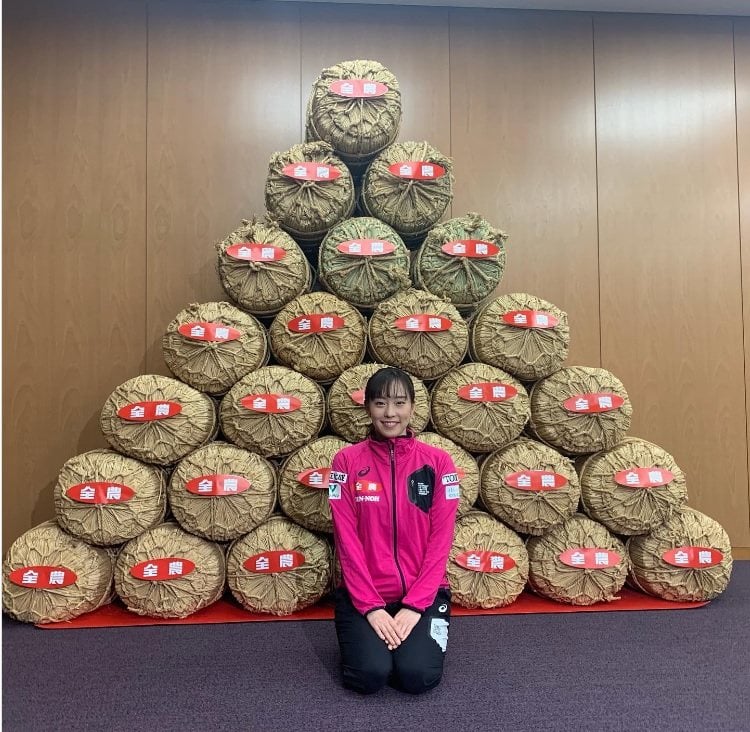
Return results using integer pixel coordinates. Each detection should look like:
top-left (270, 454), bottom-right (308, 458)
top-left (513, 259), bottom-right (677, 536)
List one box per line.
top-left (329, 431), bottom-right (460, 616)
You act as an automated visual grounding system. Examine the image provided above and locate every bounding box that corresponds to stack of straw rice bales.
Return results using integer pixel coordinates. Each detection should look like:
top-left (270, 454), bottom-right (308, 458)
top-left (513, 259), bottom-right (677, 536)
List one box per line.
top-left (3, 60), bottom-right (732, 624)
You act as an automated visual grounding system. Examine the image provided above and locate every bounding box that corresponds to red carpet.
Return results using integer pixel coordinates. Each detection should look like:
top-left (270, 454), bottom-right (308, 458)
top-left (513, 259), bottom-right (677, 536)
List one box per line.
top-left (37, 588), bottom-right (708, 629)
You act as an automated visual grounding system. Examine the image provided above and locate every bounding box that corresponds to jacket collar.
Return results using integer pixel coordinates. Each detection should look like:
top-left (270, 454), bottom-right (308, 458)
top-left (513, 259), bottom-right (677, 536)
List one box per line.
top-left (366, 427), bottom-right (417, 463)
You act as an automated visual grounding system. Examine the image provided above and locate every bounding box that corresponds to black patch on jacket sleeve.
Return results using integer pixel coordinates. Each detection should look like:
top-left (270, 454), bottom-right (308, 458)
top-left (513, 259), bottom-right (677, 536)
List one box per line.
top-left (407, 465), bottom-right (435, 513)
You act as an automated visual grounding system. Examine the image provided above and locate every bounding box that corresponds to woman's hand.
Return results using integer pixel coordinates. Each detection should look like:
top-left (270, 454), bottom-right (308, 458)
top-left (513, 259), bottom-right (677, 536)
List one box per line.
top-left (392, 608), bottom-right (421, 642)
top-left (367, 609), bottom-right (402, 650)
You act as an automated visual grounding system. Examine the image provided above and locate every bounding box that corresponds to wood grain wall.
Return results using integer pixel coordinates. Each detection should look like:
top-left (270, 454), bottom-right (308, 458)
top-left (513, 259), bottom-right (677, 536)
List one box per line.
top-left (4, 0), bottom-right (750, 555)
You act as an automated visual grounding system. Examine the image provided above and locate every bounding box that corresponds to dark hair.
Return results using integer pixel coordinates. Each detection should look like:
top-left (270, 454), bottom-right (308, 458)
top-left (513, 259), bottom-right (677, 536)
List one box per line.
top-left (364, 367), bottom-right (415, 405)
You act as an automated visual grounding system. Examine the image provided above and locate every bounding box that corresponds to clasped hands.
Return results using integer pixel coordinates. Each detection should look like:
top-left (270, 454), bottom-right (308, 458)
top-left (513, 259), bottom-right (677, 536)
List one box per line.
top-left (367, 607), bottom-right (421, 651)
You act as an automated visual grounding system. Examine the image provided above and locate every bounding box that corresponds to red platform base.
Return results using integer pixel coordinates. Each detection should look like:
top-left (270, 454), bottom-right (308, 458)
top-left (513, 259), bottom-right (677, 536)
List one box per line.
top-left (37, 588), bottom-right (708, 630)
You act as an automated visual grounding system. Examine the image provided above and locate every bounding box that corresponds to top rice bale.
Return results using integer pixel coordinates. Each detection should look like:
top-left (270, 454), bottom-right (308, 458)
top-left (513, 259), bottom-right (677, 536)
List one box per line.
top-left (361, 141), bottom-right (454, 245)
top-left (306, 60), bottom-right (401, 169)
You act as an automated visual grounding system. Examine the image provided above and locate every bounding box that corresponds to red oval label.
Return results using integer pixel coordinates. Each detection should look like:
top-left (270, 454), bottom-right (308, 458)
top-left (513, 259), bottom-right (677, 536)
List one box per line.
top-left (281, 162), bottom-right (341, 182)
top-left (177, 322), bottom-right (242, 342)
top-left (559, 548), bottom-right (622, 569)
top-left (297, 468), bottom-right (332, 489)
top-left (503, 471), bottom-right (568, 491)
top-left (614, 467), bottom-right (676, 488)
top-left (662, 546), bottom-right (724, 569)
top-left (8, 566), bottom-right (78, 589)
top-left (456, 467), bottom-right (467, 480)
top-left (501, 310), bottom-right (560, 329)
top-left (441, 240), bottom-right (500, 258)
top-left (336, 239), bottom-right (396, 256)
top-left (185, 474), bottom-right (251, 497)
top-left (225, 244), bottom-right (287, 262)
top-left (562, 393), bottom-right (624, 414)
top-left (66, 482), bottom-right (135, 504)
top-left (329, 79), bottom-right (389, 98)
top-left (355, 480), bottom-right (383, 493)
top-left (240, 394), bottom-right (302, 414)
top-left (454, 551), bottom-right (517, 573)
top-left (394, 315), bottom-right (453, 332)
top-left (244, 550), bottom-right (306, 573)
top-left (129, 558), bottom-right (196, 581)
top-left (287, 314), bottom-right (345, 333)
top-left (457, 382), bottom-right (518, 402)
top-left (350, 389), bottom-right (366, 405)
top-left (117, 401), bottom-right (182, 422)
top-left (388, 162), bottom-right (446, 180)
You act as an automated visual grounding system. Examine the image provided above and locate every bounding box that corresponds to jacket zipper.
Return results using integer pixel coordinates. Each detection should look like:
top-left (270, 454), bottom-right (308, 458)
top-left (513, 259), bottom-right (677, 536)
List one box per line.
top-left (390, 441), bottom-right (407, 597)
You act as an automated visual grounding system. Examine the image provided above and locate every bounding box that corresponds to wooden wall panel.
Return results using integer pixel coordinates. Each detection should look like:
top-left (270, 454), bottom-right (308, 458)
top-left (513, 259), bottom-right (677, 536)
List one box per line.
top-left (145, 0), bottom-right (302, 373)
top-left (595, 15), bottom-right (749, 544)
top-left (450, 10), bottom-right (600, 369)
top-left (736, 17), bottom-right (750, 552)
top-left (2, 0), bottom-right (148, 552)
top-left (299, 3), bottom-right (451, 163)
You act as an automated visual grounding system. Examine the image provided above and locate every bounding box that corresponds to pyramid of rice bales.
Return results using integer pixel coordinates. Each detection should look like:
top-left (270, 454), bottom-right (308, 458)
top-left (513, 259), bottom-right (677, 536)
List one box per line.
top-left (3, 59), bottom-right (732, 624)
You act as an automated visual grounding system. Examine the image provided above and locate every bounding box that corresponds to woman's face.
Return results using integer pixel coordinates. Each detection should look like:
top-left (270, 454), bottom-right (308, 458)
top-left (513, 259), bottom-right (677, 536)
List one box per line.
top-left (366, 388), bottom-right (415, 439)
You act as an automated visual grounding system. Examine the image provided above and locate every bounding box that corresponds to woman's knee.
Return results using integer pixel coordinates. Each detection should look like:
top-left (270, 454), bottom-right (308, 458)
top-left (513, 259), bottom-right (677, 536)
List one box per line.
top-left (394, 661), bottom-right (444, 695)
top-left (342, 656), bottom-right (392, 695)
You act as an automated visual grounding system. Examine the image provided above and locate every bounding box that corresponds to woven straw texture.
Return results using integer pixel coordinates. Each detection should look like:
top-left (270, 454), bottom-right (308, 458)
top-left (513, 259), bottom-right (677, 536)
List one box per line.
top-left (416, 432), bottom-right (479, 515)
top-left (162, 301), bottom-right (269, 396)
top-left (526, 514), bottom-right (628, 605)
top-left (220, 366), bottom-right (326, 458)
top-left (279, 436), bottom-right (349, 534)
top-left (115, 522), bottom-right (225, 618)
top-left (430, 363), bottom-right (530, 453)
top-left (54, 449), bottom-right (167, 546)
top-left (627, 508), bottom-right (733, 601)
top-left (413, 213), bottom-right (507, 310)
top-left (216, 218), bottom-right (312, 316)
top-left (579, 437), bottom-right (688, 535)
top-left (265, 141), bottom-right (355, 242)
top-left (480, 438), bottom-right (580, 535)
top-left (447, 511), bottom-right (529, 609)
top-left (368, 289), bottom-right (468, 381)
top-left (269, 292), bottom-right (367, 384)
top-left (318, 217), bottom-right (410, 309)
top-left (2, 521), bottom-right (113, 624)
top-left (305, 60), bottom-right (401, 167)
top-left (361, 141), bottom-right (454, 241)
top-left (528, 367), bottom-right (632, 455)
top-left (327, 363), bottom-right (430, 443)
top-left (100, 375), bottom-right (217, 466)
top-left (470, 293), bottom-right (569, 381)
top-left (168, 442), bottom-right (277, 542)
top-left (227, 515), bottom-right (332, 615)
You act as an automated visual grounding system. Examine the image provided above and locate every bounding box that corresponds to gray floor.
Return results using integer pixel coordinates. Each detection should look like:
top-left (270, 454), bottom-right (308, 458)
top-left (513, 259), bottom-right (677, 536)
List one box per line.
top-left (3, 562), bottom-right (749, 732)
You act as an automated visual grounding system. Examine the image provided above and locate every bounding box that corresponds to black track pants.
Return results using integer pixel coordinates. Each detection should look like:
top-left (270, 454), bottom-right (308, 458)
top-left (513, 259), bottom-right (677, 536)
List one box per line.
top-left (334, 588), bottom-right (451, 695)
